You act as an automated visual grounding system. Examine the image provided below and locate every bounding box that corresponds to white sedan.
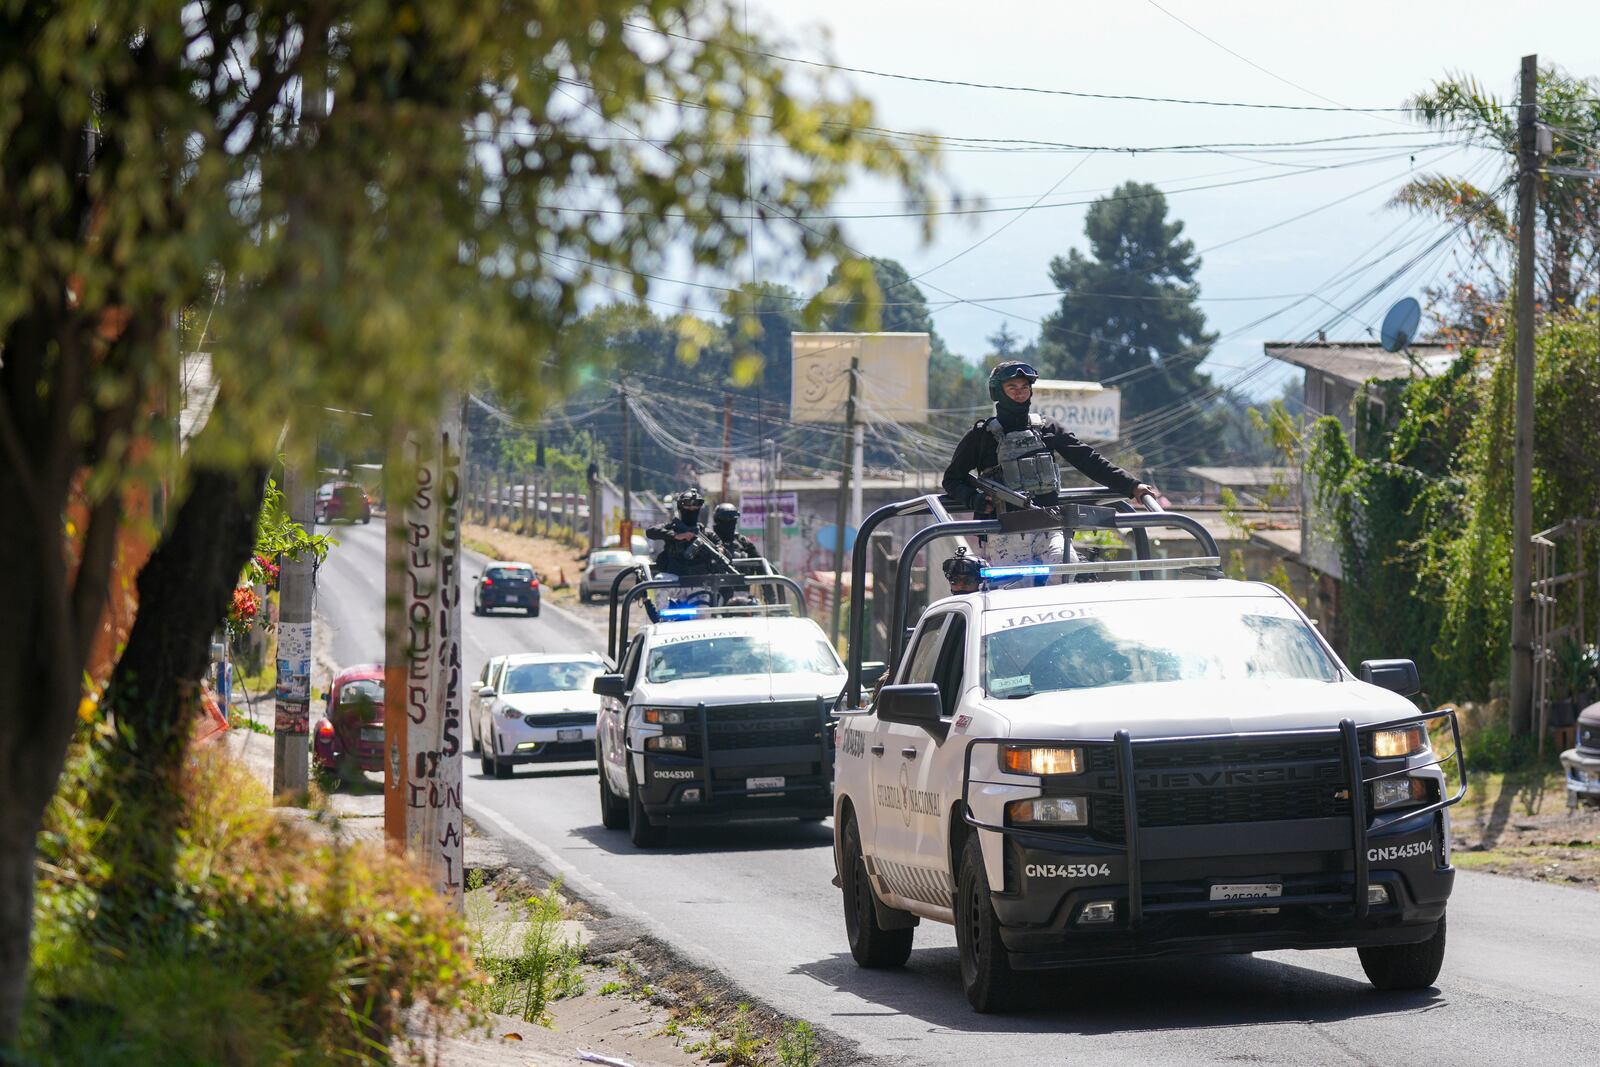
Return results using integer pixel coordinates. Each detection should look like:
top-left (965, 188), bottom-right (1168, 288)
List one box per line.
top-left (470, 652), bottom-right (607, 778)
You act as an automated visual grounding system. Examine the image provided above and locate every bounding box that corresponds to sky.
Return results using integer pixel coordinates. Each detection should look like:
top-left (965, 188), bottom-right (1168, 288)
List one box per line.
top-left (631, 0), bottom-right (1600, 399)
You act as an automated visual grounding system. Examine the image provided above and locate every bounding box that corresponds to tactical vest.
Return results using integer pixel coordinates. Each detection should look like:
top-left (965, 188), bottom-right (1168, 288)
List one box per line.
top-left (984, 415), bottom-right (1061, 502)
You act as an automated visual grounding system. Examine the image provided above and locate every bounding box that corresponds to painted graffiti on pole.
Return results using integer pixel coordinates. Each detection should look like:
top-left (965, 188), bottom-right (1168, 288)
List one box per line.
top-left (391, 406), bottom-right (465, 908)
top-left (273, 620), bottom-right (313, 732)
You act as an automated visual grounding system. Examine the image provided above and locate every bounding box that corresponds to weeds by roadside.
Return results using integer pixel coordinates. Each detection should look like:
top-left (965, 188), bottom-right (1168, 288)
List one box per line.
top-left (465, 875), bottom-right (586, 1026)
top-left (23, 733), bottom-right (472, 1066)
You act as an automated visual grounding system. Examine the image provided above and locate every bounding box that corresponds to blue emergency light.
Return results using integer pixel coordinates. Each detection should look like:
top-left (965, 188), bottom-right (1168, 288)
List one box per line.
top-left (980, 564), bottom-right (1053, 578)
top-left (659, 606), bottom-right (702, 618)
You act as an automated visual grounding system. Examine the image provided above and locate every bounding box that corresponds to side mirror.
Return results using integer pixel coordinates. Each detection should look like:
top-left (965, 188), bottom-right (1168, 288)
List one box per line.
top-left (478, 686), bottom-right (496, 699)
top-left (1360, 659), bottom-right (1421, 697)
top-left (877, 683), bottom-right (948, 740)
top-left (592, 674), bottom-right (628, 699)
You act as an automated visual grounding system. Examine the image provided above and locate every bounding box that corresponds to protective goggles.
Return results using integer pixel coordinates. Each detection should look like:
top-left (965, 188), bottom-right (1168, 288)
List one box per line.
top-left (995, 363), bottom-right (1038, 381)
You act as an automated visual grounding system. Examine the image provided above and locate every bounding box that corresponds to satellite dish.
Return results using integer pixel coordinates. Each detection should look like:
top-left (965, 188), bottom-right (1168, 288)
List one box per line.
top-left (1380, 297), bottom-right (1422, 353)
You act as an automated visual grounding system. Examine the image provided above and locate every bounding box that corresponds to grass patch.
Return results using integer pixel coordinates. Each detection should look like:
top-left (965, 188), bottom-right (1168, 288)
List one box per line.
top-left (227, 710), bottom-right (272, 736)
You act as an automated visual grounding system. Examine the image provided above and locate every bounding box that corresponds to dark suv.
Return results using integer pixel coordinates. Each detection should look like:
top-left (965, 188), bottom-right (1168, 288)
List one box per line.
top-left (314, 482), bottom-right (372, 524)
top-left (473, 561), bottom-right (540, 617)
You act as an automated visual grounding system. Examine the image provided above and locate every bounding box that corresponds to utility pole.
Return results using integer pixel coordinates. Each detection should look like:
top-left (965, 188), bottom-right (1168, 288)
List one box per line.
top-left (1510, 54), bottom-right (1539, 735)
top-left (271, 29), bottom-right (327, 801)
top-left (720, 392), bottom-right (733, 503)
top-left (829, 355), bottom-right (860, 647)
top-left (272, 450), bottom-right (316, 800)
top-left (620, 382), bottom-right (633, 525)
top-left (763, 436), bottom-right (780, 562)
top-left (384, 396), bottom-right (466, 910)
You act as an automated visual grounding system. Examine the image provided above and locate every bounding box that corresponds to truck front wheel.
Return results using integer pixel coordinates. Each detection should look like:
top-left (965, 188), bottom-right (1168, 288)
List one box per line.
top-left (1358, 912), bottom-right (1447, 991)
top-left (627, 765), bottom-right (667, 848)
top-left (956, 835), bottom-right (1024, 1012)
top-left (840, 816), bottom-right (913, 969)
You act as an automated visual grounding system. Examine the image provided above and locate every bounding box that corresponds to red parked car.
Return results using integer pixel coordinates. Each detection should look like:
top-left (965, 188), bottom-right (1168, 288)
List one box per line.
top-left (313, 664), bottom-right (385, 777)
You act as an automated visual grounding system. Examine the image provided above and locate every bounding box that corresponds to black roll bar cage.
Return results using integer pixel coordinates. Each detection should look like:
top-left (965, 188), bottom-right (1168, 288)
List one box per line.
top-left (606, 563), bottom-right (808, 663)
top-left (842, 488), bottom-right (1222, 708)
top-left (957, 707), bottom-right (1467, 926)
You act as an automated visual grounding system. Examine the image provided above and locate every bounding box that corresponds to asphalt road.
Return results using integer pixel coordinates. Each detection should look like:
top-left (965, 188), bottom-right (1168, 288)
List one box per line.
top-left (321, 520), bottom-right (1598, 1066)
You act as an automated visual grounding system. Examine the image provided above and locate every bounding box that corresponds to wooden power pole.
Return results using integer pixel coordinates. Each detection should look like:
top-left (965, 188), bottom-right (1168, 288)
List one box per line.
top-left (829, 355), bottom-right (860, 647)
top-left (384, 396), bottom-right (466, 909)
top-left (1510, 54), bottom-right (1539, 735)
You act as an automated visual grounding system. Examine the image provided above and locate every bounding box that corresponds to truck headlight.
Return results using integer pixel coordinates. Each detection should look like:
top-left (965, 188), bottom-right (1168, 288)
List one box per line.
top-left (1000, 745), bottom-right (1083, 776)
top-left (642, 708), bottom-right (685, 725)
top-left (1006, 796), bottom-right (1088, 826)
top-left (1369, 725), bottom-right (1429, 758)
top-left (645, 735), bottom-right (686, 752)
top-left (499, 705), bottom-right (523, 719)
top-left (1371, 777), bottom-right (1429, 810)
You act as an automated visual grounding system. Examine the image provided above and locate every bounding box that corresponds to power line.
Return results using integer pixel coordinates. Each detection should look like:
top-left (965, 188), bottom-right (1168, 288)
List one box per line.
top-left (620, 21), bottom-right (1444, 114)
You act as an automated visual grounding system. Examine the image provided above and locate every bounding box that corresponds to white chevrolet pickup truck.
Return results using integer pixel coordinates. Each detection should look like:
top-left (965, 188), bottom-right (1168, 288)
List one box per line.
top-left (832, 491), bottom-right (1465, 1012)
top-left (592, 564), bottom-right (840, 847)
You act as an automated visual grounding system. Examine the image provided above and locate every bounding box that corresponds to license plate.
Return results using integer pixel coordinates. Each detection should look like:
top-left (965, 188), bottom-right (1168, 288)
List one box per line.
top-left (359, 726), bottom-right (384, 743)
top-left (557, 728), bottom-right (583, 742)
top-left (1209, 883), bottom-right (1283, 901)
top-left (746, 776), bottom-right (785, 791)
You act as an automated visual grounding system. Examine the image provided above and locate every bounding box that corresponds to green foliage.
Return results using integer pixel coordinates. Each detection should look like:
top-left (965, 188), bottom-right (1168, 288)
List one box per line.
top-left (25, 737), bottom-right (471, 1065)
top-left (1307, 353), bottom-right (1487, 696)
top-left (1399, 65), bottom-right (1600, 311)
top-left (1310, 312), bottom-right (1600, 703)
top-left (776, 1020), bottom-right (821, 1067)
top-left (687, 1003), bottom-right (764, 1066)
top-left (1038, 181), bottom-right (1218, 467)
top-left (466, 880), bottom-right (585, 1026)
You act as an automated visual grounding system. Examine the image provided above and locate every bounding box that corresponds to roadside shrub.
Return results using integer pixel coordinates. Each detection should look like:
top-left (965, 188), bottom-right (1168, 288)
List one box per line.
top-left (23, 733), bottom-right (474, 1066)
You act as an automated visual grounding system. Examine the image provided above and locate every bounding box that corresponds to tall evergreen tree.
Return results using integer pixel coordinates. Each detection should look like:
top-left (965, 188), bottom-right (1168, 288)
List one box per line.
top-left (1039, 182), bottom-right (1218, 469)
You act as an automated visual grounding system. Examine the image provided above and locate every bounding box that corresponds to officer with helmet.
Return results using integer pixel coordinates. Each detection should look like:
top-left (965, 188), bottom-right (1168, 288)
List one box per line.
top-left (646, 488), bottom-right (731, 579)
top-left (941, 361), bottom-right (1157, 583)
top-left (709, 502), bottom-right (759, 561)
top-left (942, 547), bottom-right (987, 595)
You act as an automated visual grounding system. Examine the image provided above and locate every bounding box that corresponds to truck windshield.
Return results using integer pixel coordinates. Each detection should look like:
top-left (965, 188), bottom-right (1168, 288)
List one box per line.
top-left (981, 599), bottom-right (1338, 698)
top-left (646, 635), bottom-right (843, 682)
top-left (503, 660), bottom-right (603, 694)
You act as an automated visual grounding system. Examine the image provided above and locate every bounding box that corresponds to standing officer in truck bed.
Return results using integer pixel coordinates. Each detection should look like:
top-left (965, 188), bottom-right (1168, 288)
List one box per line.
top-left (942, 361), bottom-right (1156, 581)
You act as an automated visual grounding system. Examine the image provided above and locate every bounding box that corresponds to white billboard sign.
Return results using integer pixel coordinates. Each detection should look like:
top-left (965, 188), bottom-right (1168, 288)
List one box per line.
top-left (790, 332), bottom-right (930, 424)
top-left (1031, 379), bottom-right (1121, 443)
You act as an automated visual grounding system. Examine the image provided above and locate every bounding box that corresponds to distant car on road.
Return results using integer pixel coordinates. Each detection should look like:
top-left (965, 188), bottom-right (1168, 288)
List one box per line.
top-left (314, 481), bottom-right (372, 525)
top-left (470, 652), bottom-right (608, 778)
top-left (579, 548), bottom-right (650, 603)
top-left (473, 561), bottom-right (540, 616)
top-left (313, 664), bottom-right (385, 778)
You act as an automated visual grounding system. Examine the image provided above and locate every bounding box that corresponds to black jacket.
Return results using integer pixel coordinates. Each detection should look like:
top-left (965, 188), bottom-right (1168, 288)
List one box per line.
top-left (941, 414), bottom-right (1139, 508)
top-left (713, 530), bottom-right (759, 560)
top-left (646, 518), bottom-right (731, 575)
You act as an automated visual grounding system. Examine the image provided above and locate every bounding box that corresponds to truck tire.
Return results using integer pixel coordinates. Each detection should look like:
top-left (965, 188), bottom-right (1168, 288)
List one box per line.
top-left (840, 816), bottom-right (913, 969)
top-left (598, 760), bottom-right (628, 830)
top-left (1358, 912), bottom-right (1447, 991)
top-left (956, 835), bottom-right (1024, 1013)
top-left (627, 765), bottom-right (667, 848)
top-left (479, 749), bottom-right (494, 777)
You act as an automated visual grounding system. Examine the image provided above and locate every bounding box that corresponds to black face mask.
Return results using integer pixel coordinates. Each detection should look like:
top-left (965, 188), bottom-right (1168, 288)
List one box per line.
top-left (714, 522), bottom-right (736, 539)
top-left (679, 508), bottom-right (701, 526)
top-left (994, 393), bottom-right (1031, 429)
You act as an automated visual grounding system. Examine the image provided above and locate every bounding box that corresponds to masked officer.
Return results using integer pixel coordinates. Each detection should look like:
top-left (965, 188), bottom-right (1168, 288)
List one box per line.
top-left (942, 548), bottom-right (987, 595)
top-left (709, 502), bottom-right (759, 561)
top-left (942, 361), bottom-right (1156, 583)
top-left (646, 489), bottom-right (731, 579)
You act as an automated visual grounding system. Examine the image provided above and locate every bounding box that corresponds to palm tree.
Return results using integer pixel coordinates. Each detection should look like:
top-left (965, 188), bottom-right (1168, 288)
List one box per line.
top-left (1394, 66), bottom-right (1600, 313)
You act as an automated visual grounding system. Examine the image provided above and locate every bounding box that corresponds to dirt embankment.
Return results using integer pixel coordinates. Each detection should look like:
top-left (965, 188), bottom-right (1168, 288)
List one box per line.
top-left (1451, 768), bottom-right (1600, 887)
